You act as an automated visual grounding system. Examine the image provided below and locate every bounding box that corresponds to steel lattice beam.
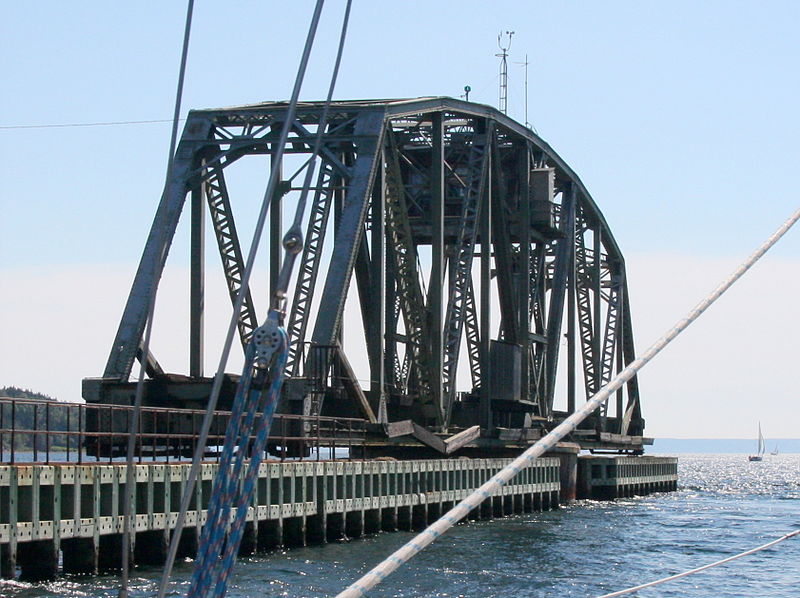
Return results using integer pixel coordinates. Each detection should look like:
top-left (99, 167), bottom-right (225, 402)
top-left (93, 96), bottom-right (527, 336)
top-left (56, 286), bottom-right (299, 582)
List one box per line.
top-left (202, 158), bottom-right (260, 347)
top-left (463, 278), bottom-right (482, 390)
top-left (285, 158), bottom-right (337, 375)
top-left (575, 213), bottom-right (599, 398)
top-left (598, 272), bottom-right (621, 422)
top-left (441, 124), bottom-right (491, 425)
top-left (384, 129), bottom-right (437, 420)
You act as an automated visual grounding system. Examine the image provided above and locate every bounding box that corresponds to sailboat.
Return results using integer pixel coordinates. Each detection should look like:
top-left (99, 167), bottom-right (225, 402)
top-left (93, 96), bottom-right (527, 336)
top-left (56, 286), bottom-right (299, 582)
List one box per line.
top-left (748, 422), bottom-right (766, 461)
top-left (771, 444), bottom-right (779, 456)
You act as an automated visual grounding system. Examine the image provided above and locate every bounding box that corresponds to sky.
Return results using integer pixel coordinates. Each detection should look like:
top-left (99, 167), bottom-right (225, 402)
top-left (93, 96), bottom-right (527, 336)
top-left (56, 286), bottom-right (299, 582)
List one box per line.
top-left (1, 1), bottom-right (798, 440)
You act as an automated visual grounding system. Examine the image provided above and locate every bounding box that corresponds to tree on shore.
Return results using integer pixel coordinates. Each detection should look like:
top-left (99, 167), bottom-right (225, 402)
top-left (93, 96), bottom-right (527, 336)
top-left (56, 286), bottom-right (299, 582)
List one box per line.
top-left (0, 386), bottom-right (80, 451)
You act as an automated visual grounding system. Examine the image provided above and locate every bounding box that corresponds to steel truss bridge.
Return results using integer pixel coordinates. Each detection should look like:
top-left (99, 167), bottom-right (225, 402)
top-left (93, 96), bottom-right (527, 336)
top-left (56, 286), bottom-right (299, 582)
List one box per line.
top-left (83, 97), bottom-right (646, 457)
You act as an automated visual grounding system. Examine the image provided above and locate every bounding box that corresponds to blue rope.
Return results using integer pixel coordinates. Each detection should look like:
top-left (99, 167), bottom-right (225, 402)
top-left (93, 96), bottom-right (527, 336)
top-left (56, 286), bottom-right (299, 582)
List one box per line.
top-left (189, 344), bottom-right (257, 594)
top-left (188, 326), bottom-right (289, 598)
top-left (213, 331), bottom-right (288, 595)
top-left (194, 369), bottom-right (266, 592)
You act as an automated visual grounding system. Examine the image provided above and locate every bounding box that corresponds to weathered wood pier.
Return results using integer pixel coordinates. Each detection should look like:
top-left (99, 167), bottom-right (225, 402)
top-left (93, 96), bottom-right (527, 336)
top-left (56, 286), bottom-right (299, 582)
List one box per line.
top-left (578, 455), bottom-right (678, 499)
top-left (0, 453), bottom-right (677, 581)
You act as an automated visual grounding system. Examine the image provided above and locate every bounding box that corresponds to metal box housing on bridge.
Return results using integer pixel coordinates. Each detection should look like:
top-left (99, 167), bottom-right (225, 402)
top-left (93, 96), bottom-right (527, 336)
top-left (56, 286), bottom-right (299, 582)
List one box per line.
top-left (530, 167), bottom-right (556, 229)
top-left (489, 340), bottom-right (522, 402)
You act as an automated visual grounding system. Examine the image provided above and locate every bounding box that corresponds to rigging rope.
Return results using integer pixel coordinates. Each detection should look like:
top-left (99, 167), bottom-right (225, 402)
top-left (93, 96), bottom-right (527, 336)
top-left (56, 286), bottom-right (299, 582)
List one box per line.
top-left (156, 0), bottom-right (325, 592)
top-left (185, 4), bottom-right (352, 594)
top-left (0, 118), bottom-right (183, 130)
top-left (118, 2), bottom-right (194, 597)
top-left (157, 0), bottom-right (354, 595)
top-left (597, 529), bottom-right (800, 597)
top-left (274, 0), bottom-right (353, 307)
top-left (188, 319), bottom-right (288, 597)
top-left (335, 206), bottom-right (800, 598)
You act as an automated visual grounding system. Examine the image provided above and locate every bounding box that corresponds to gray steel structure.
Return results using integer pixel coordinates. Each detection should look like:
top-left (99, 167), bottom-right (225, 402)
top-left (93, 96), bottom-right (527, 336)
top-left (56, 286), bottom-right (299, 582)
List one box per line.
top-left (83, 97), bottom-right (644, 453)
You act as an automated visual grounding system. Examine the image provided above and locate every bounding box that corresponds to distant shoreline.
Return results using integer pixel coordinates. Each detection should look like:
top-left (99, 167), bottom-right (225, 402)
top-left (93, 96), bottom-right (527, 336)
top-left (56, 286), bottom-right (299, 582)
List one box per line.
top-left (649, 438), bottom-right (800, 454)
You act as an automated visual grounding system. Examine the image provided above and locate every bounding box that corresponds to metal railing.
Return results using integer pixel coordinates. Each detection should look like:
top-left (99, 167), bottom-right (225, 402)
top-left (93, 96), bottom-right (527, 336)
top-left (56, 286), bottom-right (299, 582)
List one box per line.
top-left (0, 396), bottom-right (368, 465)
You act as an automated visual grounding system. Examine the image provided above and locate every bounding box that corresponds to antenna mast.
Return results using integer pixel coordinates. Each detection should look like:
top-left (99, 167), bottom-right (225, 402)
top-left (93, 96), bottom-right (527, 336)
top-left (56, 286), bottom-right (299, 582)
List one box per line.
top-left (514, 52), bottom-right (535, 131)
top-left (521, 53), bottom-right (530, 128)
top-left (496, 30), bottom-right (514, 115)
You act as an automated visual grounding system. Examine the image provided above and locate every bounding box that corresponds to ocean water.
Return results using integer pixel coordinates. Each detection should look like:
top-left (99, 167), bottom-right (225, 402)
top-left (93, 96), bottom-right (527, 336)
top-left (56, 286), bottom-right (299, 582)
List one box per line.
top-left (2, 454), bottom-right (798, 597)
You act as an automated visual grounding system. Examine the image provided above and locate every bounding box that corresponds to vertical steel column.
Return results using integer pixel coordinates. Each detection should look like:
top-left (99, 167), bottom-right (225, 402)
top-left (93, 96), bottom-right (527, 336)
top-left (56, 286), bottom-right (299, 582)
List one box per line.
top-left (430, 114), bottom-right (445, 418)
top-left (384, 259), bottom-right (399, 392)
top-left (270, 149), bottom-right (283, 299)
top-left (370, 151), bottom-right (387, 421)
top-left (189, 179), bottom-right (205, 378)
top-left (479, 146), bottom-right (492, 430)
top-left (518, 145), bottom-right (531, 400)
top-left (566, 224), bottom-right (576, 414)
top-left (285, 160), bottom-right (338, 375)
top-left (597, 263), bottom-right (621, 430)
top-left (615, 315), bottom-right (625, 429)
top-left (529, 244), bottom-right (547, 405)
top-left (592, 228), bottom-right (602, 395)
top-left (441, 121), bottom-right (490, 425)
top-left (545, 183), bottom-right (576, 415)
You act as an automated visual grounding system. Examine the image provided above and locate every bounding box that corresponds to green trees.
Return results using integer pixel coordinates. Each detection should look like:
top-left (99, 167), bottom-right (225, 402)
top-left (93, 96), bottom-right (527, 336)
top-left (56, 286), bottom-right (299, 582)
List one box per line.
top-left (0, 386), bottom-right (81, 451)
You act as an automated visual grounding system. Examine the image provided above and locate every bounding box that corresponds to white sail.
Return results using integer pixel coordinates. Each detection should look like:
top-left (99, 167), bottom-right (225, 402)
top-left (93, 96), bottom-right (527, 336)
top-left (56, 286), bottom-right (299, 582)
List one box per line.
top-left (749, 422), bottom-right (765, 461)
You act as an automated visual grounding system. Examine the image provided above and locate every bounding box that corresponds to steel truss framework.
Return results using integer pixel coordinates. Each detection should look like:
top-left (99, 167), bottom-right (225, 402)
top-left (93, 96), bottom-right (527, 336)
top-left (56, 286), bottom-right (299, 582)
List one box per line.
top-left (84, 98), bottom-right (644, 452)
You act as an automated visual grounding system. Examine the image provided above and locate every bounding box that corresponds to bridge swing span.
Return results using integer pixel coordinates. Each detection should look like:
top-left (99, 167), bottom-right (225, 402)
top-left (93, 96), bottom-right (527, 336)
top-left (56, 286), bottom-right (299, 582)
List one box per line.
top-left (84, 96), bottom-right (647, 456)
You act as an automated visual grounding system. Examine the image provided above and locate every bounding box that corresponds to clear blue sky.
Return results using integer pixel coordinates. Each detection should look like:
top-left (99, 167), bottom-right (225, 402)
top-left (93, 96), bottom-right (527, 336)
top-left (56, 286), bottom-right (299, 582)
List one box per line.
top-left (1, 1), bottom-right (798, 439)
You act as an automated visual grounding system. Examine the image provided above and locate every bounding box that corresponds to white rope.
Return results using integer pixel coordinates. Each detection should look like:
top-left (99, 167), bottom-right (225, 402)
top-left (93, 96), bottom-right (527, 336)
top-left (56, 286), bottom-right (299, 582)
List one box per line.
top-left (597, 529), bottom-right (800, 597)
top-left (335, 205), bottom-right (800, 598)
